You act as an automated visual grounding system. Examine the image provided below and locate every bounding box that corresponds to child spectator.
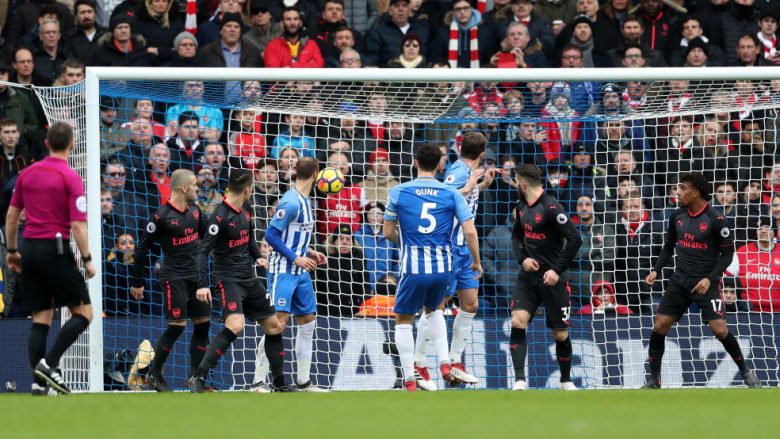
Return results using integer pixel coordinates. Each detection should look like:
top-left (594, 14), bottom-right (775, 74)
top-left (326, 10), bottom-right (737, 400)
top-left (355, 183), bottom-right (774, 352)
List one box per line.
top-left (355, 201), bottom-right (399, 290)
top-left (121, 99), bottom-right (166, 139)
top-left (230, 109), bottom-right (266, 169)
top-left (270, 113), bottom-right (316, 159)
top-left (576, 282), bottom-right (634, 316)
top-left (318, 151), bottom-right (366, 235)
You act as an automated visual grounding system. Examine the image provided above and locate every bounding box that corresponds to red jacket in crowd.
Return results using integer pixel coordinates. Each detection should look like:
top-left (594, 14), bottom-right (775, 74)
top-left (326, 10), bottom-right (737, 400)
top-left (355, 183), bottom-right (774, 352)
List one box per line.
top-left (263, 36), bottom-right (324, 68)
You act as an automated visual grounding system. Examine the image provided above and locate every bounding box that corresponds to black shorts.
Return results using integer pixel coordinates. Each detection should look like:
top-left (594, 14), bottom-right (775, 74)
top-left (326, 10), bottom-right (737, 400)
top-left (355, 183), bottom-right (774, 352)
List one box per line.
top-left (215, 278), bottom-right (275, 322)
top-left (511, 274), bottom-right (571, 330)
top-left (161, 278), bottom-right (210, 321)
top-left (21, 239), bottom-right (90, 312)
top-left (656, 275), bottom-right (725, 322)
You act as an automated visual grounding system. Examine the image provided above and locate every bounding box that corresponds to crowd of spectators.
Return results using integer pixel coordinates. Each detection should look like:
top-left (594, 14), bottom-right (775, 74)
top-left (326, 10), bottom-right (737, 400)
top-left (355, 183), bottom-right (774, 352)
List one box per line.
top-left (2, 0), bottom-right (780, 318)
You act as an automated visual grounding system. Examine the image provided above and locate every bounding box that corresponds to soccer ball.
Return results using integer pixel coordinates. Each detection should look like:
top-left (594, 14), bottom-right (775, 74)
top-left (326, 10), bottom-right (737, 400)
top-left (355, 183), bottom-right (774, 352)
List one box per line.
top-left (316, 167), bottom-right (345, 195)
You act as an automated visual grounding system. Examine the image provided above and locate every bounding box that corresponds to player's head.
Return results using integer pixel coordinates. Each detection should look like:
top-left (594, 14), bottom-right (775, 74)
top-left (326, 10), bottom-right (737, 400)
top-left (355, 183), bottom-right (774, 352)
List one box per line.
top-left (678, 172), bottom-right (711, 207)
top-left (46, 122), bottom-right (74, 153)
top-left (295, 157), bottom-right (319, 186)
top-left (228, 169), bottom-right (254, 203)
top-left (514, 163), bottom-right (542, 195)
top-left (171, 169), bottom-right (197, 203)
top-left (460, 131), bottom-right (487, 161)
top-left (414, 143), bottom-right (442, 173)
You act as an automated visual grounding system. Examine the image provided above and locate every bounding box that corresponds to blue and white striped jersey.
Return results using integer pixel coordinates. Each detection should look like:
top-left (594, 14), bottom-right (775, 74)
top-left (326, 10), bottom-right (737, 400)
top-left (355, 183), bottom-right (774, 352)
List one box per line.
top-left (384, 177), bottom-right (474, 275)
top-left (268, 188), bottom-right (315, 274)
top-left (444, 159), bottom-right (479, 246)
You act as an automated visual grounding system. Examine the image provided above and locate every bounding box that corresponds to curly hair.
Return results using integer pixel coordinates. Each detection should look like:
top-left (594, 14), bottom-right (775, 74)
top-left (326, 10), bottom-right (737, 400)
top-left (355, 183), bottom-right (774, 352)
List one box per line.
top-left (679, 172), bottom-right (711, 201)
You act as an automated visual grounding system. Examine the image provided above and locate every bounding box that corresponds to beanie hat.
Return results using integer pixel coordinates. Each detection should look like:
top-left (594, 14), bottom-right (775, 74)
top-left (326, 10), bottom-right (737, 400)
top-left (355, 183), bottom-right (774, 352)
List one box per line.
top-left (369, 147), bottom-right (390, 164)
top-left (220, 12), bottom-right (243, 29)
top-left (686, 36), bottom-right (709, 57)
top-left (110, 14), bottom-right (134, 32)
top-left (173, 31), bottom-right (198, 50)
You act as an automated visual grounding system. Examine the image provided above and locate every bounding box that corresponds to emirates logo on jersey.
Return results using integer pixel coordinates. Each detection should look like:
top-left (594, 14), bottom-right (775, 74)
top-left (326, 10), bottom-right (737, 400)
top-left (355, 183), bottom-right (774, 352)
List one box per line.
top-left (700, 223), bottom-right (708, 233)
top-left (535, 214), bottom-right (542, 224)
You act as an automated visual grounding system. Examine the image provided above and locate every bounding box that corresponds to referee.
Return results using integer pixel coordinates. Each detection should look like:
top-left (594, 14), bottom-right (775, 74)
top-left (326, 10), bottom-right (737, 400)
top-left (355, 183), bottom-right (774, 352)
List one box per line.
top-left (5, 122), bottom-right (96, 395)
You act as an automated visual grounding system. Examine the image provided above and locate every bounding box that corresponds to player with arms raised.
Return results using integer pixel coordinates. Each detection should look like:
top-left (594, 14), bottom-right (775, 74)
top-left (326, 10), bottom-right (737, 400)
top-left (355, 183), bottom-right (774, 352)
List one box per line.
top-left (383, 144), bottom-right (482, 391)
top-left (643, 172), bottom-right (761, 388)
top-left (189, 170), bottom-right (287, 393)
top-left (510, 164), bottom-right (582, 391)
top-left (254, 157), bottom-right (328, 392)
top-left (130, 169), bottom-right (210, 391)
top-left (414, 131), bottom-right (494, 389)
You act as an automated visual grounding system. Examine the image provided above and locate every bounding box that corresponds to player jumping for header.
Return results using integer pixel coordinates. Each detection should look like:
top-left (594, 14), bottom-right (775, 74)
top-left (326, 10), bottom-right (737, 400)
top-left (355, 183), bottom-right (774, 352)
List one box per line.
top-left (643, 172), bottom-right (761, 389)
top-left (253, 157), bottom-right (329, 392)
top-left (383, 143), bottom-right (482, 391)
top-left (414, 131), bottom-right (495, 390)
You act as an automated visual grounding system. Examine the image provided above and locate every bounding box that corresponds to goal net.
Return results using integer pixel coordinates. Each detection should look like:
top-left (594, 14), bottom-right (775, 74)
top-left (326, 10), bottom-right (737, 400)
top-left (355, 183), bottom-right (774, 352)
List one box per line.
top-left (33, 67), bottom-right (780, 391)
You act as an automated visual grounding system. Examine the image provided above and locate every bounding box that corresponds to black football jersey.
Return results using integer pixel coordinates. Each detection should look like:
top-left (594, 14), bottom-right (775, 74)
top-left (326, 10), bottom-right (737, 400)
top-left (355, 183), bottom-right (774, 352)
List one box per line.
top-left (198, 199), bottom-right (262, 287)
top-left (655, 205), bottom-right (734, 280)
top-left (512, 192), bottom-right (583, 277)
top-left (132, 202), bottom-right (207, 286)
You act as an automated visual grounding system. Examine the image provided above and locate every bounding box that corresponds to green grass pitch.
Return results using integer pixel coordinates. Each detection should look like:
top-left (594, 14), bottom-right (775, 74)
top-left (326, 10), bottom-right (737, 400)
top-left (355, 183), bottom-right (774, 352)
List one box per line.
top-left (3, 389), bottom-right (779, 438)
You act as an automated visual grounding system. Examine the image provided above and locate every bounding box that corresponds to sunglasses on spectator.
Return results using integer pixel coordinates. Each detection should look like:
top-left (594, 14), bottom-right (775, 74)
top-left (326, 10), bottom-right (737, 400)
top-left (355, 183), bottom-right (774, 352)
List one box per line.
top-left (107, 172), bottom-right (126, 177)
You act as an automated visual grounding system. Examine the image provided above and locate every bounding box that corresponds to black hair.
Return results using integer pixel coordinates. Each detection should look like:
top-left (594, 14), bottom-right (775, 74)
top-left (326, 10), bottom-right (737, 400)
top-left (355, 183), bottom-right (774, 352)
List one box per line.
top-left (679, 172), bottom-right (711, 201)
top-left (228, 169), bottom-right (253, 193)
top-left (415, 143), bottom-right (443, 172)
top-left (515, 164), bottom-right (542, 186)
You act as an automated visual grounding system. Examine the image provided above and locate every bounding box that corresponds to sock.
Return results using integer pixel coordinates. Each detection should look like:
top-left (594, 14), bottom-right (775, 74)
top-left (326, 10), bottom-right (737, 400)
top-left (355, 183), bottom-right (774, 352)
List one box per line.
top-left (414, 312), bottom-right (430, 366)
top-left (648, 330), bottom-right (666, 380)
top-left (426, 310), bottom-right (450, 366)
top-left (556, 336), bottom-right (573, 383)
top-left (45, 314), bottom-right (90, 368)
top-left (197, 328), bottom-right (237, 377)
top-left (395, 323), bottom-right (414, 381)
top-left (28, 323), bottom-right (49, 383)
top-left (509, 327), bottom-right (527, 381)
top-left (253, 335), bottom-right (269, 384)
top-left (718, 332), bottom-right (748, 373)
top-left (295, 320), bottom-right (315, 385)
top-left (265, 333), bottom-right (285, 384)
top-left (450, 309), bottom-right (475, 363)
top-left (189, 322), bottom-right (210, 376)
top-left (151, 325), bottom-right (185, 375)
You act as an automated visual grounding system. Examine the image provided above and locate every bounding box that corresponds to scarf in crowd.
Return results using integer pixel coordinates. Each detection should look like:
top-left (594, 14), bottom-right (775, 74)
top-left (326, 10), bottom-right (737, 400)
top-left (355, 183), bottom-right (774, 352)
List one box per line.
top-left (185, 0), bottom-right (198, 34)
top-left (477, 0), bottom-right (486, 13)
top-left (449, 14), bottom-right (480, 69)
top-left (399, 55), bottom-right (424, 68)
top-left (757, 32), bottom-right (777, 58)
top-left (569, 36), bottom-right (594, 68)
top-left (543, 101), bottom-right (577, 148)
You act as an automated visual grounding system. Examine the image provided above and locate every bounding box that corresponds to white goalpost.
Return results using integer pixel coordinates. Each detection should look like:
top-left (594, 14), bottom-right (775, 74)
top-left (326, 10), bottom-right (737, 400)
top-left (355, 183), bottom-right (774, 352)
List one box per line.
top-left (38, 66), bottom-right (780, 392)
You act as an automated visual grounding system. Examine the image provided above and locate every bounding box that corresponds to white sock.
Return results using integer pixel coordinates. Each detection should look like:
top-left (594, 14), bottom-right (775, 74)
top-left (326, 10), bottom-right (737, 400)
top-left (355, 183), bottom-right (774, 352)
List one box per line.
top-left (426, 310), bottom-right (450, 366)
top-left (395, 324), bottom-right (414, 381)
top-left (414, 312), bottom-right (430, 366)
top-left (295, 320), bottom-right (315, 385)
top-left (449, 310), bottom-right (476, 363)
top-left (252, 335), bottom-right (269, 384)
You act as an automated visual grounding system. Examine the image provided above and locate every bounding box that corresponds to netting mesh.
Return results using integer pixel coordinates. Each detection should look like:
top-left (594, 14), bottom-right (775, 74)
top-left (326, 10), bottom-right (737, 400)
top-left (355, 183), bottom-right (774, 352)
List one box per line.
top-left (28, 75), bottom-right (780, 391)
